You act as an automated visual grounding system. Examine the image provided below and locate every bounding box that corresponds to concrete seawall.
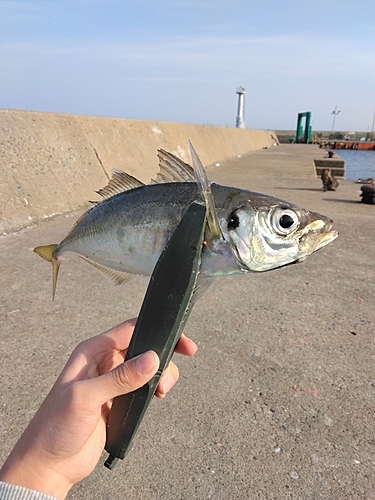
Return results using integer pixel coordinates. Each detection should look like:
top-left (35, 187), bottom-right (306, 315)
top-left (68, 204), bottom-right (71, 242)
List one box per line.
top-left (0, 109), bottom-right (276, 234)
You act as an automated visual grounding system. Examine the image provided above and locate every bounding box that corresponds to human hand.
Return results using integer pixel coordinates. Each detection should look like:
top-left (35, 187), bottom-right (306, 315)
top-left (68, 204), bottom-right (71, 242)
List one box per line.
top-left (0, 318), bottom-right (197, 499)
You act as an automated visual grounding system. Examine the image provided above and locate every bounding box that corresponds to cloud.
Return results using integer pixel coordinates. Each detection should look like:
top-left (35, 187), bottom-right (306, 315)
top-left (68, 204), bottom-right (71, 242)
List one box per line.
top-left (1, 31), bottom-right (374, 130)
top-left (3, 32), bottom-right (373, 81)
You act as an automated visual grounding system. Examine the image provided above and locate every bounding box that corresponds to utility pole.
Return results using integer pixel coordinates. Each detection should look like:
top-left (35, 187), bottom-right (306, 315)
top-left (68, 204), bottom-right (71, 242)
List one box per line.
top-left (236, 87), bottom-right (246, 128)
top-left (331, 105), bottom-right (341, 133)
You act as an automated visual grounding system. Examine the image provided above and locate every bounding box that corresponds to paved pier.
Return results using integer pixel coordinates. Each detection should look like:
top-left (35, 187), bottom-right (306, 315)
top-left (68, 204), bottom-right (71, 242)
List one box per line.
top-left (1, 144), bottom-right (374, 499)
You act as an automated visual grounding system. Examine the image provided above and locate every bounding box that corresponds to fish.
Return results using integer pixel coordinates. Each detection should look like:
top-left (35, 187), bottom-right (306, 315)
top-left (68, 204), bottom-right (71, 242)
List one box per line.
top-left (34, 142), bottom-right (338, 299)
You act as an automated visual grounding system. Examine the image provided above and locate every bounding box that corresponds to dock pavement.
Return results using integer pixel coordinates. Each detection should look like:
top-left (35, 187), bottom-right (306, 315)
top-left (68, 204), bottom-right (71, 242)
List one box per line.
top-left (1, 144), bottom-right (374, 499)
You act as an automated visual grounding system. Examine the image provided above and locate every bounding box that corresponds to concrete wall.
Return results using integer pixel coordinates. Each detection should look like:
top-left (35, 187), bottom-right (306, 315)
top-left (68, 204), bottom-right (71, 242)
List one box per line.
top-left (0, 109), bottom-right (276, 234)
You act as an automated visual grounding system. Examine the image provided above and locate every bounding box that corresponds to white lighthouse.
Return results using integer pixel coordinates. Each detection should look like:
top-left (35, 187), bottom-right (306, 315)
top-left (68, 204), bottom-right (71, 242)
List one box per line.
top-left (236, 86), bottom-right (246, 128)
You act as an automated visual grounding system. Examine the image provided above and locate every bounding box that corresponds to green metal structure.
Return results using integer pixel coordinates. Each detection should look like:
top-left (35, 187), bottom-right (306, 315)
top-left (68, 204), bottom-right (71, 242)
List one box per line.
top-left (295, 112), bottom-right (312, 143)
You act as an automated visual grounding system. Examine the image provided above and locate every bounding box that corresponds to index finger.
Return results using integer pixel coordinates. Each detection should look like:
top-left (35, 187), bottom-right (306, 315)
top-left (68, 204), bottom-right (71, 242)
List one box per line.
top-left (92, 317), bottom-right (137, 359)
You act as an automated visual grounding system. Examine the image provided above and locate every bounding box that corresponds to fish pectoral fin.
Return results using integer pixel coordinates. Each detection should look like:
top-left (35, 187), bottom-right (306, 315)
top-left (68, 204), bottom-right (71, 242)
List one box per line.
top-left (79, 256), bottom-right (134, 286)
top-left (153, 149), bottom-right (196, 183)
top-left (96, 169), bottom-right (145, 199)
top-left (189, 142), bottom-right (223, 240)
top-left (191, 276), bottom-right (215, 304)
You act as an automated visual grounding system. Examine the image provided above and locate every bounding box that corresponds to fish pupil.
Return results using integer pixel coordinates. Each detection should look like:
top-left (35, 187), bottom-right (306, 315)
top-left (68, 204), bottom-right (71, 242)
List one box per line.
top-left (227, 211), bottom-right (240, 230)
top-left (279, 214), bottom-right (294, 229)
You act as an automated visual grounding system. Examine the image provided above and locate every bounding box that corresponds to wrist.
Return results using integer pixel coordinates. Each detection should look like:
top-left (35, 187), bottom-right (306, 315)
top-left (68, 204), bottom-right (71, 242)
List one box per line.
top-left (0, 450), bottom-right (73, 500)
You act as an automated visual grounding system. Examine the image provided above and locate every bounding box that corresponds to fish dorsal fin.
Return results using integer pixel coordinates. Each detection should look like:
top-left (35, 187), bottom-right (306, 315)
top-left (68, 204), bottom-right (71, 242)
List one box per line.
top-left (152, 149), bottom-right (196, 184)
top-left (79, 256), bottom-right (135, 286)
top-left (96, 169), bottom-right (145, 199)
top-left (189, 141), bottom-right (223, 240)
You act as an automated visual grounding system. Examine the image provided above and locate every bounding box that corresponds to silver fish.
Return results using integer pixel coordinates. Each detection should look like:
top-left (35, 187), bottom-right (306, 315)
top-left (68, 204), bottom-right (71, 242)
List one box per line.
top-left (34, 143), bottom-right (338, 298)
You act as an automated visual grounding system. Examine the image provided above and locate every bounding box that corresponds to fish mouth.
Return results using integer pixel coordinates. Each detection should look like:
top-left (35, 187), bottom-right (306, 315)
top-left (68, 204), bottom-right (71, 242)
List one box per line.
top-left (301, 217), bottom-right (339, 253)
top-left (314, 229), bottom-right (339, 251)
top-left (296, 220), bottom-right (338, 263)
top-left (297, 230), bottom-right (338, 263)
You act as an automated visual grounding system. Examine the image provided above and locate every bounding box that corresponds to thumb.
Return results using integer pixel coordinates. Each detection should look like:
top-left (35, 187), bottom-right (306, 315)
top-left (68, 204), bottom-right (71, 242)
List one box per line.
top-left (89, 351), bottom-right (160, 405)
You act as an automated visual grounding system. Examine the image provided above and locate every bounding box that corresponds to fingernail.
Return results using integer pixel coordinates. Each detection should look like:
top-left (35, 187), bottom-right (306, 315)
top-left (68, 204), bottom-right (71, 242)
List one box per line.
top-left (188, 339), bottom-right (198, 351)
top-left (160, 375), bottom-right (174, 395)
top-left (135, 351), bottom-right (158, 375)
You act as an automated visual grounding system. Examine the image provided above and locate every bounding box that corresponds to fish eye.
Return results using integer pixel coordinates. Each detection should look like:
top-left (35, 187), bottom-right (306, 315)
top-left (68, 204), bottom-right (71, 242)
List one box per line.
top-left (227, 210), bottom-right (240, 230)
top-left (271, 208), bottom-right (299, 235)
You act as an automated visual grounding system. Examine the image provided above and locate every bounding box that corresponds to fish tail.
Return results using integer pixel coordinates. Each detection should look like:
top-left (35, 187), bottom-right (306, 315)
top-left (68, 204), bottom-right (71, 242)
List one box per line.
top-left (33, 244), bottom-right (60, 300)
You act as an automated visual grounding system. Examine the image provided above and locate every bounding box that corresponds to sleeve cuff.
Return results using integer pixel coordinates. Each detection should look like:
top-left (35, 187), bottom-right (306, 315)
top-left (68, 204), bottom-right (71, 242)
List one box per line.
top-left (0, 481), bottom-right (58, 500)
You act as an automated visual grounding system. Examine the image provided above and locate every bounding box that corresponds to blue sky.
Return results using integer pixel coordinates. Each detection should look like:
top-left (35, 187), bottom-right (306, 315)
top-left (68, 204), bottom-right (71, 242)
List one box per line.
top-left (1, 0), bottom-right (374, 131)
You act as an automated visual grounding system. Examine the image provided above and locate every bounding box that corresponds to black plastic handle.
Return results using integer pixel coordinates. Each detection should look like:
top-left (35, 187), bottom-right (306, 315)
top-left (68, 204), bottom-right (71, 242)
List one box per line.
top-left (104, 202), bottom-right (206, 469)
